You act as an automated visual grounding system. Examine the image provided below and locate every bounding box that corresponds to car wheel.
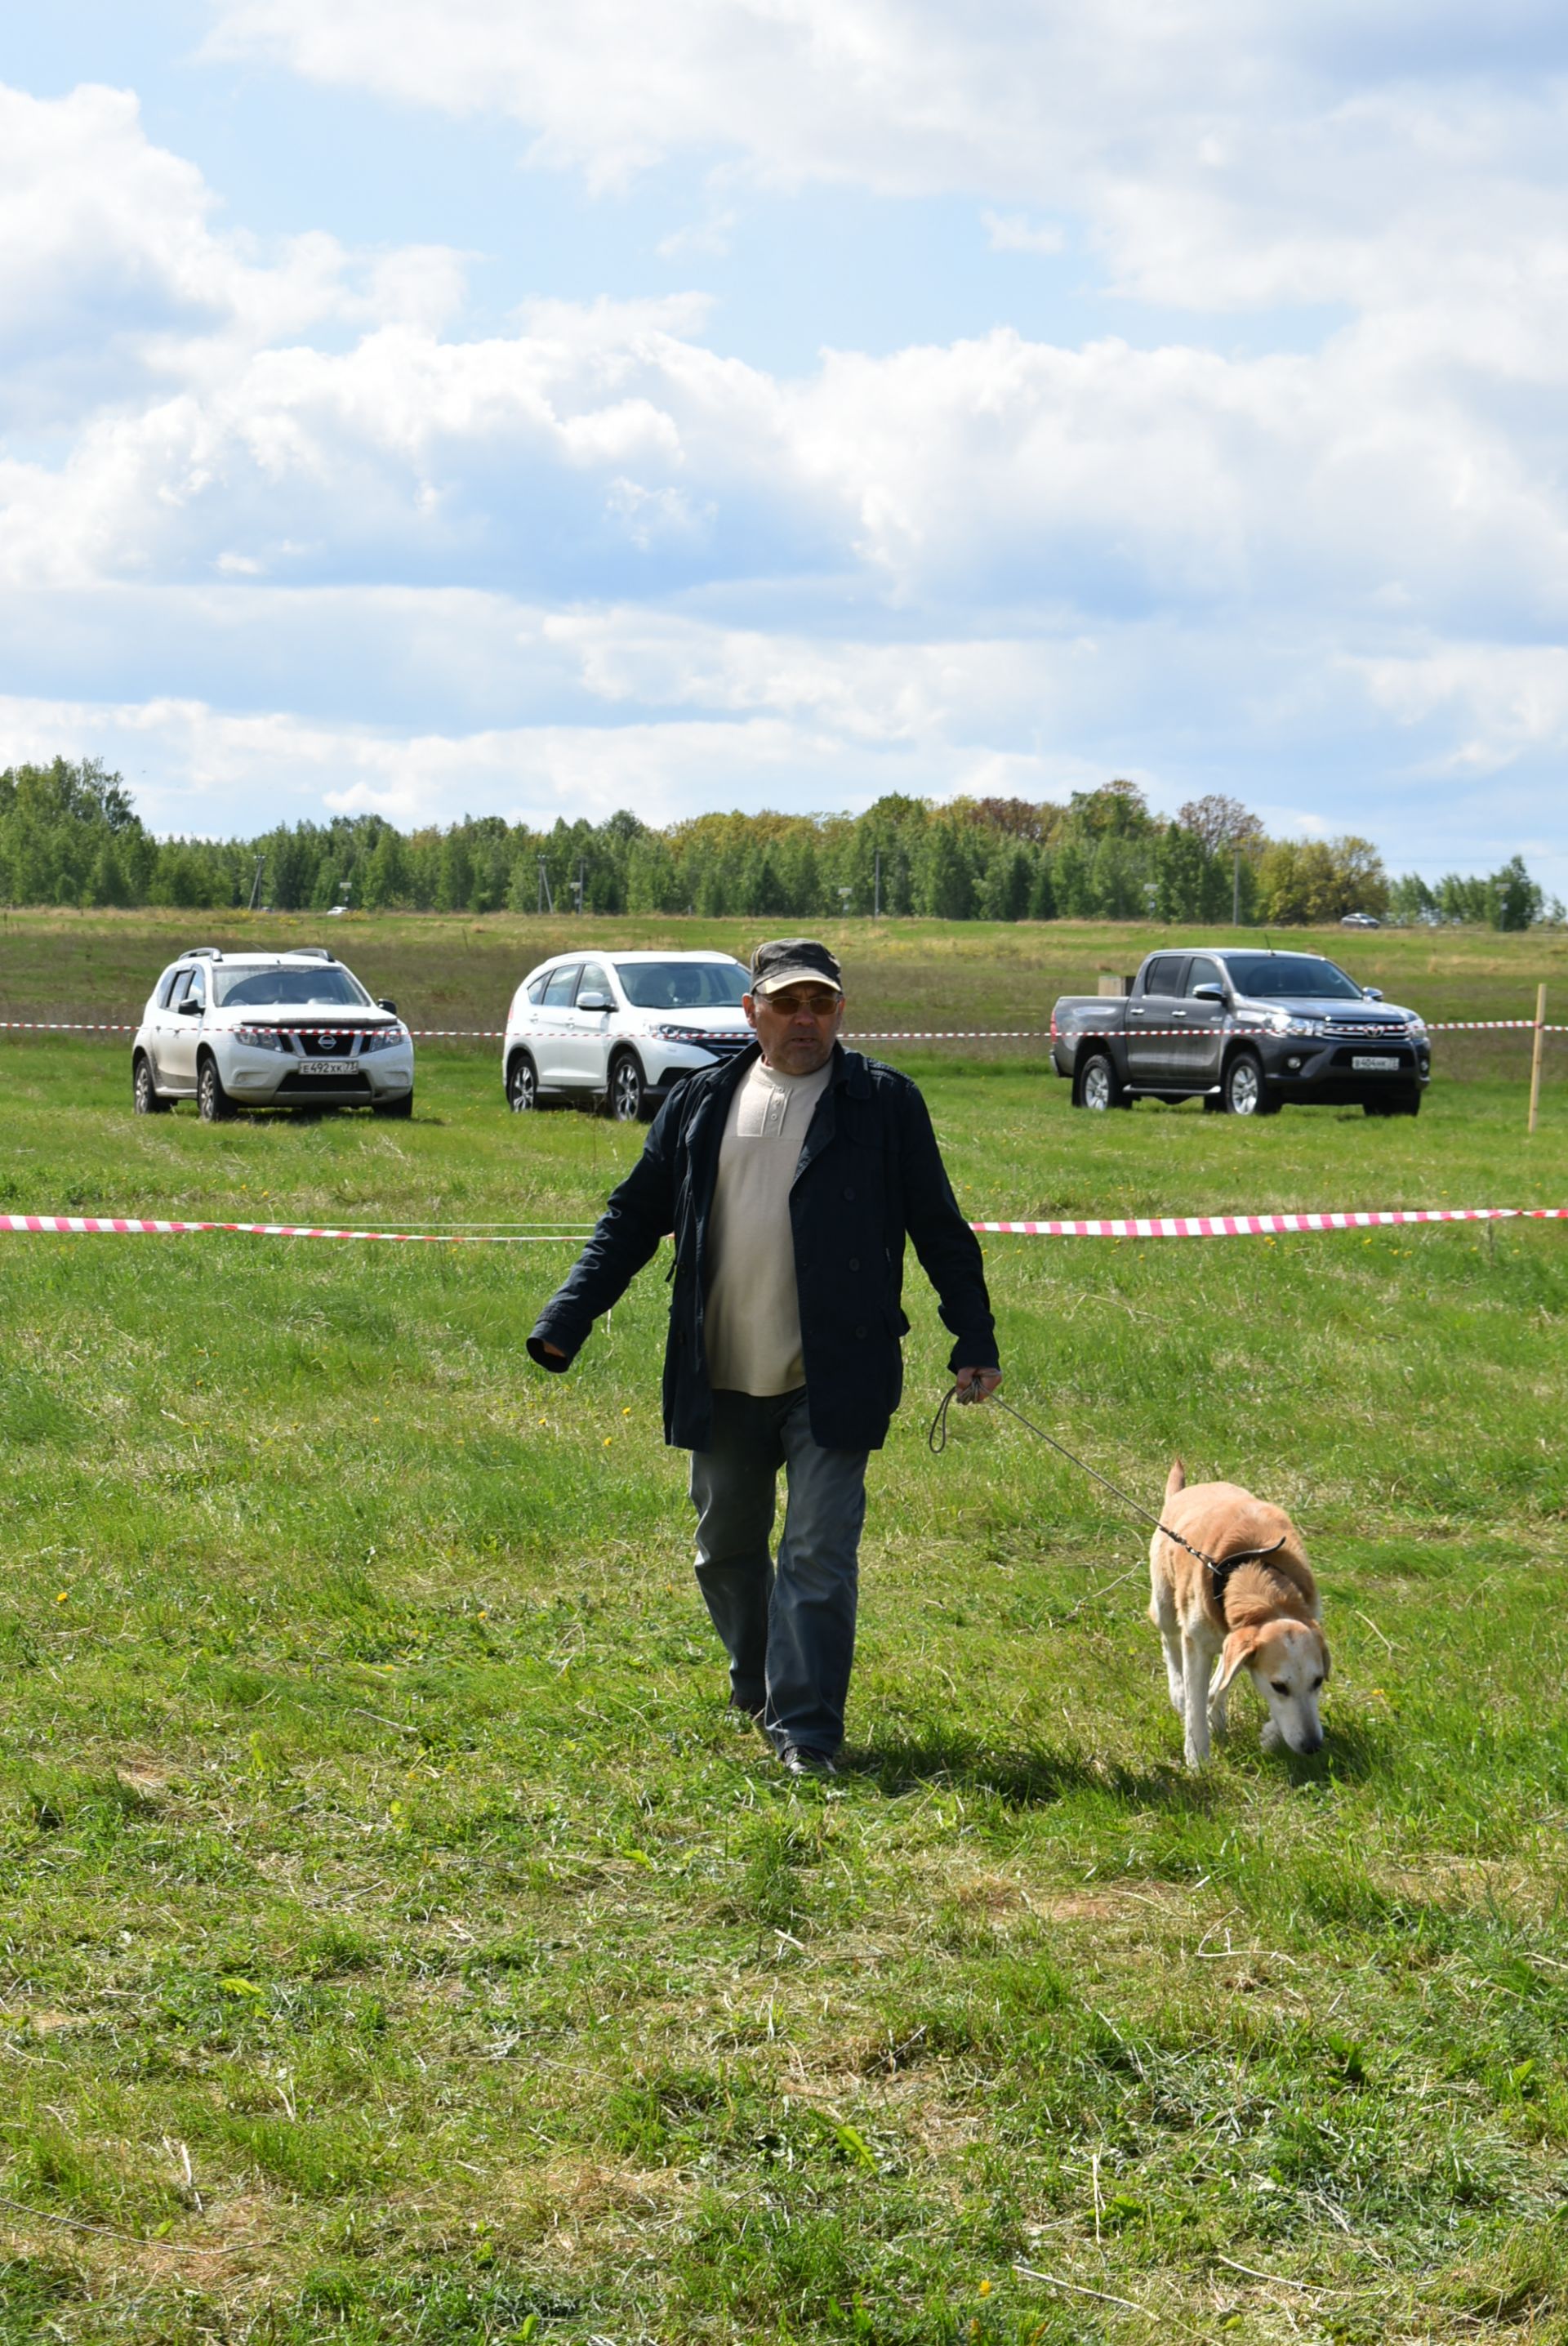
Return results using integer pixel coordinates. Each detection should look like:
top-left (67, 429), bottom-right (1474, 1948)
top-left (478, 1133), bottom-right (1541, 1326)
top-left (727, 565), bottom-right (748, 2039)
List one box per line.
top-left (197, 1053), bottom-right (233, 1122)
top-left (607, 1051), bottom-right (648, 1122)
top-left (1223, 1050), bottom-right (1279, 1116)
top-left (132, 1054), bottom-right (169, 1115)
top-left (506, 1053), bottom-right (539, 1113)
top-left (1076, 1051), bottom-right (1126, 1111)
top-left (372, 1093), bottom-right (413, 1118)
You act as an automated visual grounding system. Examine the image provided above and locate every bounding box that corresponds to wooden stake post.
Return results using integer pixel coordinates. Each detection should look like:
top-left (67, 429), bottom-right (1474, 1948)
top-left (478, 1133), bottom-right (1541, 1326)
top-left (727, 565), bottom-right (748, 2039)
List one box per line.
top-left (1528, 983), bottom-right (1547, 1134)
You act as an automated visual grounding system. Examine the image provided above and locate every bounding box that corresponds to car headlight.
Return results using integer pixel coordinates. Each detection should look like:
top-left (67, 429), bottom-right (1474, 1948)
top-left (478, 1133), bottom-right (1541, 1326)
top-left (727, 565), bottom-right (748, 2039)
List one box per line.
top-left (653, 1024), bottom-right (729, 1046)
top-left (1405, 1015), bottom-right (1428, 1039)
top-left (235, 1024), bottom-right (292, 1055)
top-left (359, 1026), bottom-right (408, 1055)
top-left (1260, 1012), bottom-right (1325, 1037)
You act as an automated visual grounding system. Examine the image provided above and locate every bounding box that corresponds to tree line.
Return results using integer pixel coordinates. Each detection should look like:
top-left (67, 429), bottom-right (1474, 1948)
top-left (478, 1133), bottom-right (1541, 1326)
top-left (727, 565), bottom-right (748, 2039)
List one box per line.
top-left (0, 757), bottom-right (1559, 930)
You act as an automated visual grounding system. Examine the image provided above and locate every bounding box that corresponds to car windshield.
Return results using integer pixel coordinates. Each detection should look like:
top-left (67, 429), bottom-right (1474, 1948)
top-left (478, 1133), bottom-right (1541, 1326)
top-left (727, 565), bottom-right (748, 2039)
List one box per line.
top-left (1222, 954), bottom-right (1365, 1001)
top-left (215, 965), bottom-right (372, 1008)
top-left (613, 959), bottom-right (750, 1010)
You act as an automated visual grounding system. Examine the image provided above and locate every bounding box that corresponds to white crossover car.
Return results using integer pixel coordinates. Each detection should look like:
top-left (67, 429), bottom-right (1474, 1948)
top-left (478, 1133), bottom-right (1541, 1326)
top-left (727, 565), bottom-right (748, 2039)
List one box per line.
top-left (131, 947), bottom-right (415, 1121)
top-left (503, 949), bottom-right (753, 1120)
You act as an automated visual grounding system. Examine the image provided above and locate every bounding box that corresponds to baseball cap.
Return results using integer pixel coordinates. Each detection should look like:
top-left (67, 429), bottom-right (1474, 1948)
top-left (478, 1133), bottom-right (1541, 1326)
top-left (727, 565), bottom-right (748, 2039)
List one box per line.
top-left (749, 939), bottom-right (844, 997)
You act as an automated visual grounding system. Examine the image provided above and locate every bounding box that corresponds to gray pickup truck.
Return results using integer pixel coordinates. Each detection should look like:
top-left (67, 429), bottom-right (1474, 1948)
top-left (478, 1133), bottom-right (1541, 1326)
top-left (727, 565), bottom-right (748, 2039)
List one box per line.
top-left (1051, 947), bottom-right (1431, 1117)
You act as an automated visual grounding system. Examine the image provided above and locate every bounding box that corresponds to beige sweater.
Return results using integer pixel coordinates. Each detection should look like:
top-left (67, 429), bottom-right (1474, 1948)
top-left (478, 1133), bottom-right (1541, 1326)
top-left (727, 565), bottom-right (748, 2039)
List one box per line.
top-left (703, 1055), bottom-right (834, 1395)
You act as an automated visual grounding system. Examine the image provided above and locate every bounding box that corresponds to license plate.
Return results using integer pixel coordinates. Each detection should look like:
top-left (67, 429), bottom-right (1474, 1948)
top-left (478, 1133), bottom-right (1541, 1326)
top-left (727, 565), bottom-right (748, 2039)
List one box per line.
top-left (1352, 1055), bottom-right (1400, 1071)
top-left (303, 1059), bottom-right (354, 1074)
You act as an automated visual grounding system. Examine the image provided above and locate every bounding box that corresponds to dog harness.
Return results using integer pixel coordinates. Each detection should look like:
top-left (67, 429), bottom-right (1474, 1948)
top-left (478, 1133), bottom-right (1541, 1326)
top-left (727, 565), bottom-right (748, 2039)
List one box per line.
top-left (1203, 1537), bottom-right (1287, 1624)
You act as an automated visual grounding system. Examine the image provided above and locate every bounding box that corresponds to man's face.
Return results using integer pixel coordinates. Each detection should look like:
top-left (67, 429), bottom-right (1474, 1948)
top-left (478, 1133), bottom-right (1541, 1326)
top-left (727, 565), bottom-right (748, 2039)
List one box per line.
top-left (745, 982), bottom-right (844, 1074)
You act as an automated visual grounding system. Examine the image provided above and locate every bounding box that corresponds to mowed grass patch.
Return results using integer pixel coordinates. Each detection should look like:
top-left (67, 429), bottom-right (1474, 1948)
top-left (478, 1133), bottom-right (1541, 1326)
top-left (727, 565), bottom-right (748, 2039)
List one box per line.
top-left (0, 1006), bottom-right (1566, 2339)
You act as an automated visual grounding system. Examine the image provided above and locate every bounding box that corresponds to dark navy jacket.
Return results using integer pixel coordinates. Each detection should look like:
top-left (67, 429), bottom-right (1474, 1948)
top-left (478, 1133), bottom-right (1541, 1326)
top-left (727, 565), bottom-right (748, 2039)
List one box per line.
top-left (527, 1042), bottom-right (998, 1453)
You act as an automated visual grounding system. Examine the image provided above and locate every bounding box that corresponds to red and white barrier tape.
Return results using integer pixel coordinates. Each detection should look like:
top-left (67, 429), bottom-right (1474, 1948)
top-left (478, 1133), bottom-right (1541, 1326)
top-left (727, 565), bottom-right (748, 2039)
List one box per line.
top-left (973, 1206), bottom-right (1568, 1238)
top-left (2, 1205), bottom-right (1564, 1246)
top-left (2, 1017), bottom-right (1564, 1041)
top-left (0, 1213), bottom-right (593, 1243)
top-left (1045, 1020), bottom-right (1562, 1038)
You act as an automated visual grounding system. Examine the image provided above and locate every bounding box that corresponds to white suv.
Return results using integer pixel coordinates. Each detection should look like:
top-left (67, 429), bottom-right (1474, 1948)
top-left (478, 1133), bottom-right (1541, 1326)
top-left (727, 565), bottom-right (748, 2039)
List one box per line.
top-left (504, 950), bottom-right (752, 1120)
top-left (131, 948), bottom-right (415, 1121)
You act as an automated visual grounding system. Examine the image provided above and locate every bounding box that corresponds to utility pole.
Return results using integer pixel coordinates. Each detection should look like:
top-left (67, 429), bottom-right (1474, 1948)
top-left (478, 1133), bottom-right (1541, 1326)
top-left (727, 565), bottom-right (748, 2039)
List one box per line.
top-left (874, 849), bottom-right (882, 920)
top-left (247, 854), bottom-right (265, 912)
top-left (1232, 848), bottom-right (1241, 927)
top-left (575, 855), bottom-right (586, 914)
top-left (537, 858), bottom-right (554, 914)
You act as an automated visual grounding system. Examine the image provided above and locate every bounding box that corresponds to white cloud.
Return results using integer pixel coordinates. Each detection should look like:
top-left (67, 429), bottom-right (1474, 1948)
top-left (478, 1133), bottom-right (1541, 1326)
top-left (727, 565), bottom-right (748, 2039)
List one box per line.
top-left (982, 212), bottom-right (1067, 256)
top-left (203, 1), bottom-right (1568, 327)
top-left (1351, 644), bottom-right (1568, 774)
top-left (7, 285), bottom-right (1566, 636)
top-left (0, 80), bottom-right (469, 428)
top-left (657, 209), bottom-right (739, 261)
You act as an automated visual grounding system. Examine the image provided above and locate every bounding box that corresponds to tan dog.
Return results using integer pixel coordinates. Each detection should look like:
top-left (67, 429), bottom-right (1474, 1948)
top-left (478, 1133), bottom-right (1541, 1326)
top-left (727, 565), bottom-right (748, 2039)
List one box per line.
top-left (1148, 1461), bottom-right (1330, 1769)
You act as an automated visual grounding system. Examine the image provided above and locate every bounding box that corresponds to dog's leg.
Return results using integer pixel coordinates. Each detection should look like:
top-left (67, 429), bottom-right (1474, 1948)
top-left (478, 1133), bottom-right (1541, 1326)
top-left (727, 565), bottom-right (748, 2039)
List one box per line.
top-left (1207, 1657), bottom-right (1230, 1741)
top-left (1161, 1628), bottom-right (1185, 1717)
top-left (1150, 1571), bottom-right (1184, 1715)
top-left (1181, 1631), bottom-right (1210, 1768)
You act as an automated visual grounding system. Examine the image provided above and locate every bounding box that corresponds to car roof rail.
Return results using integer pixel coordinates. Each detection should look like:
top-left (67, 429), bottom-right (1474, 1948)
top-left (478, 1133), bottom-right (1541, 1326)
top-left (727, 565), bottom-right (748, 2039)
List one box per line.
top-left (180, 945), bottom-right (224, 960)
top-left (294, 946), bottom-right (336, 961)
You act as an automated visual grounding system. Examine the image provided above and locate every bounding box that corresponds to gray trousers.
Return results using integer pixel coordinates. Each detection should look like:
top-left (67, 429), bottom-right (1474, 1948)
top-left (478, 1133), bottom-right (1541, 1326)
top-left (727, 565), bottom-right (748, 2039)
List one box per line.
top-left (688, 1388), bottom-right (869, 1760)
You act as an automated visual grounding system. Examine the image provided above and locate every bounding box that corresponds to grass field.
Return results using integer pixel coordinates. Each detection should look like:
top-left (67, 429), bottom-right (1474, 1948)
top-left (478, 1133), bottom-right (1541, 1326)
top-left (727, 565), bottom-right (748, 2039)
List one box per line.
top-left (1, 916), bottom-right (1566, 2344)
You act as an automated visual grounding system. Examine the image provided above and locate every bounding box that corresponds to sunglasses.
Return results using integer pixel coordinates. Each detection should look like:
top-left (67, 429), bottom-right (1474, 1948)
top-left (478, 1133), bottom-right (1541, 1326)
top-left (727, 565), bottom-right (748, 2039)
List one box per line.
top-left (761, 989), bottom-right (841, 1016)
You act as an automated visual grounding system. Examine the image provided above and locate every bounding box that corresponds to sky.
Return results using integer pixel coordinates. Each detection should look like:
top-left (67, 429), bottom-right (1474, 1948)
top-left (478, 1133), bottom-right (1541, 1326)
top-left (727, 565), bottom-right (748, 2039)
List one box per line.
top-left (2, 2), bottom-right (1566, 891)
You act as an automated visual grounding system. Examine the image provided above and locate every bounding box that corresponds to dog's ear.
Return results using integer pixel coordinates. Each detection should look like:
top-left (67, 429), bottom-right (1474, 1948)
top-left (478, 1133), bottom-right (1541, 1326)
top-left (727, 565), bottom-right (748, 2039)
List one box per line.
top-left (1165, 1457), bottom-right (1186, 1501)
top-left (1214, 1626), bottom-right (1261, 1693)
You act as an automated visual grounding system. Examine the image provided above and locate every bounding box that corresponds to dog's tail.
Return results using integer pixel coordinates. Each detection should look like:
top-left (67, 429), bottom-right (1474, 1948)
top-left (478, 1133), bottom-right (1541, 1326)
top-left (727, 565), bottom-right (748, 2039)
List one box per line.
top-left (1165, 1457), bottom-right (1186, 1501)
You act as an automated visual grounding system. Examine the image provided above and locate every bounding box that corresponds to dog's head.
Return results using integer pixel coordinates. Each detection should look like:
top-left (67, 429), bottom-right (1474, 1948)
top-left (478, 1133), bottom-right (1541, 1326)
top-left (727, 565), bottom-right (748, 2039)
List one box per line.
top-left (1216, 1619), bottom-right (1330, 1755)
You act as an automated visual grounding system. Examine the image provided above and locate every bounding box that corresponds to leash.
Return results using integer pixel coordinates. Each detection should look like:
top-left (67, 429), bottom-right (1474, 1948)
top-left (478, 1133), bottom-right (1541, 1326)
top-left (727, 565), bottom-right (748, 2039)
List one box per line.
top-left (927, 1383), bottom-right (1285, 1618)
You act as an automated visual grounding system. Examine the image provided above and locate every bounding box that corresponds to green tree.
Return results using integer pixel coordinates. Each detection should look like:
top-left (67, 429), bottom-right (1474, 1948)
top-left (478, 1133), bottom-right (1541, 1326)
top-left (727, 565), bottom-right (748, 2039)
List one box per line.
top-left (1053, 841), bottom-right (1092, 917)
top-left (1490, 855), bottom-right (1542, 930)
top-left (435, 832), bottom-right (474, 912)
top-left (1154, 823), bottom-right (1206, 921)
top-left (916, 821), bottom-right (976, 919)
top-left (978, 844), bottom-right (1032, 921)
top-left (1028, 855), bottom-right (1058, 921)
top-left (360, 827), bottom-right (410, 909)
top-left (1089, 833), bottom-right (1151, 919)
top-left (1388, 873), bottom-right (1436, 925)
top-left (87, 840), bottom-right (131, 908)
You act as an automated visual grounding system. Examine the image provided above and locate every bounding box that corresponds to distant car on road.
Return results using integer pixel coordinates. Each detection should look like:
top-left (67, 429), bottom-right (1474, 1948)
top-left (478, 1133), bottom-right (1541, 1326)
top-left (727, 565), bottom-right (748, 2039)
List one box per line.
top-left (1339, 912), bottom-right (1382, 929)
top-left (131, 947), bottom-right (414, 1121)
top-left (504, 949), bottom-right (752, 1119)
top-left (1050, 946), bottom-right (1430, 1116)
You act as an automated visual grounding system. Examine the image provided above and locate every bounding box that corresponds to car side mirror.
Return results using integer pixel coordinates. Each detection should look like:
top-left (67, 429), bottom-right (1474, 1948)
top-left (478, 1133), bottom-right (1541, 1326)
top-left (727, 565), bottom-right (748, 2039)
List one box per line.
top-left (1191, 983), bottom-right (1225, 1003)
top-left (1363, 987), bottom-right (1383, 1001)
top-left (378, 998), bottom-right (399, 1015)
top-left (177, 996), bottom-right (203, 1015)
top-left (577, 991), bottom-right (613, 1013)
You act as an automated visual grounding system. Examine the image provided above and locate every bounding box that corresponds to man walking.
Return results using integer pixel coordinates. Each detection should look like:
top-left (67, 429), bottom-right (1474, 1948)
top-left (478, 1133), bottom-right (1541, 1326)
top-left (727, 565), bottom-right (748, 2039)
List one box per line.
top-left (528, 939), bottom-right (1000, 1776)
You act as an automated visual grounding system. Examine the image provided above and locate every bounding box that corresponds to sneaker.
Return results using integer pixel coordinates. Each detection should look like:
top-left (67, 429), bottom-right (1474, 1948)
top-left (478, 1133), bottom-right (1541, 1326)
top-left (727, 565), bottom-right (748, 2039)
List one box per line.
top-left (780, 1746), bottom-right (837, 1778)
